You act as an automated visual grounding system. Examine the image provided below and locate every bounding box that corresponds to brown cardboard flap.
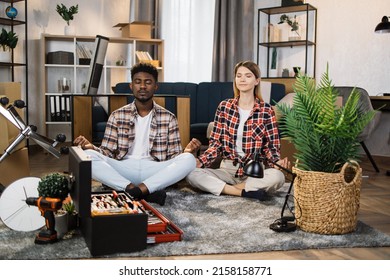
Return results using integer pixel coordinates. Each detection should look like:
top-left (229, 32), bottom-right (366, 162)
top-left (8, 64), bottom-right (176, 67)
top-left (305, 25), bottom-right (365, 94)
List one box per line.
top-left (113, 21), bottom-right (154, 29)
top-left (0, 147), bottom-right (30, 187)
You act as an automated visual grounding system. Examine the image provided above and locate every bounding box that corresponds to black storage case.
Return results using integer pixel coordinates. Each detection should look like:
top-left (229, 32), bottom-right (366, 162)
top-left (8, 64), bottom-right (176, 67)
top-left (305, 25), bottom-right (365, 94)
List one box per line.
top-left (47, 51), bottom-right (74, 64)
top-left (69, 147), bottom-right (148, 256)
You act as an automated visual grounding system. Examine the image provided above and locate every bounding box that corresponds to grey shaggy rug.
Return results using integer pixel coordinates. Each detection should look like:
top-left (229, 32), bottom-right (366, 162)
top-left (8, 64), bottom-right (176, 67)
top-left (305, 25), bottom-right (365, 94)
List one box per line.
top-left (1, 184), bottom-right (390, 259)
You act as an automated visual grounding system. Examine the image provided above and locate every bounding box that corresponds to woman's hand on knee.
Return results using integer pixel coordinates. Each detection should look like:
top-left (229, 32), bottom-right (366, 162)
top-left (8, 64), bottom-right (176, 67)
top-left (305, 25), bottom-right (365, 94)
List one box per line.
top-left (275, 157), bottom-right (290, 171)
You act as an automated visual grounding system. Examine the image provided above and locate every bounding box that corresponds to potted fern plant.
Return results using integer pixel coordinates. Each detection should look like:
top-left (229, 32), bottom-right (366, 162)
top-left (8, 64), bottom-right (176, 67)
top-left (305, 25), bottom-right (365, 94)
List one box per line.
top-left (0, 28), bottom-right (18, 62)
top-left (276, 66), bottom-right (376, 234)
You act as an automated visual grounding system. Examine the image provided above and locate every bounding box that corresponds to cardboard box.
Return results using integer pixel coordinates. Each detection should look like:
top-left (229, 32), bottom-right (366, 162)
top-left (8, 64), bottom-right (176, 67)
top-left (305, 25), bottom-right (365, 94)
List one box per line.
top-left (114, 21), bottom-right (152, 39)
top-left (0, 147), bottom-right (30, 187)
top-left (0, 82), bottom-right (25, 154)
top-left (69, 147), bottom-right (148, 256)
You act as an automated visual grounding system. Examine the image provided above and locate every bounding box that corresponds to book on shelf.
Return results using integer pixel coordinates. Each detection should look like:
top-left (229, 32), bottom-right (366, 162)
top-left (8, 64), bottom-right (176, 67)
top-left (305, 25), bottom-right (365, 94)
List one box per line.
top-left (76, 42), bottom-right (92, 58)
top-left (76, 42), bottom-right (92, 65)
top-left (135, 51), bottom-right (159, 67)
top-left (65, 96), bottom-right (71, 121)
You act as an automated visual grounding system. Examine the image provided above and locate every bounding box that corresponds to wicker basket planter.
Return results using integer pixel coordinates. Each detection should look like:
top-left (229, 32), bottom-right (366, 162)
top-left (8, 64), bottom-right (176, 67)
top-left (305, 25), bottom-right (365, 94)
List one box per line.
top-left (293, 161), bottom-right (362, 235)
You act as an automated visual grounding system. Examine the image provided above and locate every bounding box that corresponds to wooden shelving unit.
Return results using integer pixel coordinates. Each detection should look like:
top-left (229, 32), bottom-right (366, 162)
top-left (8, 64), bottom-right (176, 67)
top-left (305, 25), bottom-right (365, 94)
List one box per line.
top-left (41, 34), bottom-right (164, 139)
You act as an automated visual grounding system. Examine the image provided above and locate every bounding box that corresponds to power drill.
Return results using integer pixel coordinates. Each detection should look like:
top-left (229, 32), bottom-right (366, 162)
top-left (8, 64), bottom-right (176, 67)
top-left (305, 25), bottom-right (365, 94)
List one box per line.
top-left (26, 197), bottom-right (63, 244)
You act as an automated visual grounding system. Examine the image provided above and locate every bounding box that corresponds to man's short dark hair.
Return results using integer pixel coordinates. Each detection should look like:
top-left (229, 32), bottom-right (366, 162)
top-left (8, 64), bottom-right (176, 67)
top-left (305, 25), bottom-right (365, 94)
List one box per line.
top-left (131, 63), bottom-right (158, 82)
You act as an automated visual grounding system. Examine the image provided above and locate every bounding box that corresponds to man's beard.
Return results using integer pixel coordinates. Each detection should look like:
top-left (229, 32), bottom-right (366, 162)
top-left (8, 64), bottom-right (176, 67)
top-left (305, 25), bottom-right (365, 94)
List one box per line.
top-left (134, 93), bottom-right (153, 103)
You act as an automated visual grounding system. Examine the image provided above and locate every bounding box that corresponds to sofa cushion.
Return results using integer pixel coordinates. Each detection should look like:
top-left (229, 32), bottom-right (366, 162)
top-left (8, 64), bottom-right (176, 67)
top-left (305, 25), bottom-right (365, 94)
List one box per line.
top-left (156, 82), bottom-right (198, 123)
top-left (195, 82), bottom-right (234, 124)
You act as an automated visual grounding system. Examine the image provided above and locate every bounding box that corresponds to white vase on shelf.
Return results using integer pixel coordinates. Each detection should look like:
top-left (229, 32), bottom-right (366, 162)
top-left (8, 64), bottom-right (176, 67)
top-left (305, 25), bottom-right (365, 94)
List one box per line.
top-left (0, 50), bottom-right (11, 63)
top-left (269, 69), bottom-right (277, 77)
top-left (288, 25), bottom-right (301, 41)
top-left (64, 25), bottom-right (76, 36)
top-left (278, 22), bottom-right (290, 42)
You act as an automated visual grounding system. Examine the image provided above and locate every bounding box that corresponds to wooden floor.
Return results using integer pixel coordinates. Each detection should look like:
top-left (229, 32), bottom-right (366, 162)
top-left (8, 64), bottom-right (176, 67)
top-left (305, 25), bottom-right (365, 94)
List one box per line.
top-left (28, 145), bottom-right (390, 260)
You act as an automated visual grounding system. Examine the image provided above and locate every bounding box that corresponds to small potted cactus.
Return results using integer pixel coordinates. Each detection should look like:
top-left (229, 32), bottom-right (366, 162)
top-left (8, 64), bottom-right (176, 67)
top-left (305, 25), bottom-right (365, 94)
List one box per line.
top-left (63, 200), bottom-right (78, 230)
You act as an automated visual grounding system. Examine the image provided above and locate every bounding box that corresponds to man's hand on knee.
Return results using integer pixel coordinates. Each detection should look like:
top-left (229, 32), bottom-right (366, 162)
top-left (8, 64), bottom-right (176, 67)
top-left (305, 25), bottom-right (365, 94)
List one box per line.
top-left (184, 138), bottom-right (202, 155)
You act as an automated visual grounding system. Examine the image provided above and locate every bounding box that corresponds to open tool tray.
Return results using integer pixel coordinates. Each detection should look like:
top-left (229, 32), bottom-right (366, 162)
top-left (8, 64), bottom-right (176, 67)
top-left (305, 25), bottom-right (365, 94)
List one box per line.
top-left (147, 222), bottom-right (183, 244)
top-left (140, 200), bottom-right (170, 233)
top-left (139, 200), bottom-right (184, 243)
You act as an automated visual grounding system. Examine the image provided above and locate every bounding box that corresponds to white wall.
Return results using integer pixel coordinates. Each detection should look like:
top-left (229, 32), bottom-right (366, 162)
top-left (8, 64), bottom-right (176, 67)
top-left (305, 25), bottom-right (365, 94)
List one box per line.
top-left (255, 0), bottom-right (390, 95)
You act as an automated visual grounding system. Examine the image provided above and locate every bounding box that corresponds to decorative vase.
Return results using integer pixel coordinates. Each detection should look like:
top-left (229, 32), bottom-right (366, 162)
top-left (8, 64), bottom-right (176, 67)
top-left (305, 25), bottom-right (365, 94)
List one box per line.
top-left (293, 67), bottom-right (301, 77)
top-left (269, 69), bottom-right (277, 77)
top-left (279, 22), bottom-right (290, 42)
top-left (64, 25), bottom-right (75, 36)
top-left (288, 28), bottom-right (301, 41)
top-left (0, 50), bottom-right (11, 62)
top-left (54, 210), bottom-right (69, 239)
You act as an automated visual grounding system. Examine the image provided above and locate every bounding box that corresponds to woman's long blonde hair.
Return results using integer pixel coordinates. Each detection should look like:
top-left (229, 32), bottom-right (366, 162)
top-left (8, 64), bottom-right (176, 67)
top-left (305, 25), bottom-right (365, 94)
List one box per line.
top-left (233, 61), bottom-right (263, 101)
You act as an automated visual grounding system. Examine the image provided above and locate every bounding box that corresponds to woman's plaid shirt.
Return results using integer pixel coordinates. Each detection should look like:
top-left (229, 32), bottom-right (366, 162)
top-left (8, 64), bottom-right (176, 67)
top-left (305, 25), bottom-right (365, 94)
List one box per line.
top-left (198, 97), bottom-right (281, 177)
top-left (94, 101), bottom-right (182, 161)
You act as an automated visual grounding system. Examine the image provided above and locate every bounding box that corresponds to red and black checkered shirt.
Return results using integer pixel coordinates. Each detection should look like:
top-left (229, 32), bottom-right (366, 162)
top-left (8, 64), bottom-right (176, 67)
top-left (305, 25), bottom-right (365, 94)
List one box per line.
top-left (198, 97), bottom-right (281, 177)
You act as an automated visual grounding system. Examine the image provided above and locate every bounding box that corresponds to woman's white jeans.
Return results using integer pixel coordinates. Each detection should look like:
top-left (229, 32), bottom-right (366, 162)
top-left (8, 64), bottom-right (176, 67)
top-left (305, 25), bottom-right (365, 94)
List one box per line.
top-left (186, 159), bottom-right (285, 196)
top-left (84, 150), bottom-right (196, 193)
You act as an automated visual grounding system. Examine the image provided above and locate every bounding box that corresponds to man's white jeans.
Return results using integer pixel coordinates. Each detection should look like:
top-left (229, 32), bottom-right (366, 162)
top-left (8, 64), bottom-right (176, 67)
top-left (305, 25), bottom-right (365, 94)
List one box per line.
top-left (84, 150), bottom-right (196, 193)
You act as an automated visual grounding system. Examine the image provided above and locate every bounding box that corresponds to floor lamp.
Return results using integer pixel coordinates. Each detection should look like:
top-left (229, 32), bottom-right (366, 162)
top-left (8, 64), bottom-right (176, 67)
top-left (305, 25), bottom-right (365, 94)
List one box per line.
top-left (374, 16), bottom-right (390, 176)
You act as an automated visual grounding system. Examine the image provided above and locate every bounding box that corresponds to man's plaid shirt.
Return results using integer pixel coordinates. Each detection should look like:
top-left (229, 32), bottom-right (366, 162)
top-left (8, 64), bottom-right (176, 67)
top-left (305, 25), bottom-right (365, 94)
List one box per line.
top-left (198, 97), bottom-right (281, 177)
top-left (94, 101), bottom-right (182, 161)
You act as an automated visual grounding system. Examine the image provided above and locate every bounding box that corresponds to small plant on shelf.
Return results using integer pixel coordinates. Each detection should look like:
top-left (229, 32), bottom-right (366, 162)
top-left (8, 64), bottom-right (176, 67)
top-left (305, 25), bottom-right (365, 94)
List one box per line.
top-left (56, 3), bottom-right (79, 26)
top-left (0, 28), bottom-right (18, 51)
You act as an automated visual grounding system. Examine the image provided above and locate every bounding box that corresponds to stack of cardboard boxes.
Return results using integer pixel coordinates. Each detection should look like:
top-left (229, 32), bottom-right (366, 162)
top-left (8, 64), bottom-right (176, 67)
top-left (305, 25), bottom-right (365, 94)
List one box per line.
top-left (0, 82), bottom-right (30, 187)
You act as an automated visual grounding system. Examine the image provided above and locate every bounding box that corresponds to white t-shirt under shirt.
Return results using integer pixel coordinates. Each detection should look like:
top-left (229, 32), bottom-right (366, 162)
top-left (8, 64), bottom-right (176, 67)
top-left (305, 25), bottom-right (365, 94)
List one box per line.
top-left (126, 111), bottom-right (153, 160)
top-left (236, 107), bottom-right (251, 157)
